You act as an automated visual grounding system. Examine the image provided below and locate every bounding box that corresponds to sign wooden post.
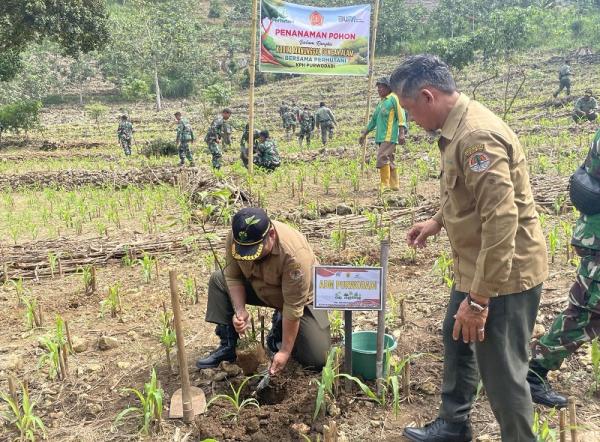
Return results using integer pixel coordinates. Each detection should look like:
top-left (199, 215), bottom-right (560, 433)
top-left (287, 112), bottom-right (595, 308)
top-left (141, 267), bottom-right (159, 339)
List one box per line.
top-left (361, 0), bottom-right (381, 173)
top-left (376, 239), bottom-right (389, 394)
top-left (248, 0), bottom-right (259, 174)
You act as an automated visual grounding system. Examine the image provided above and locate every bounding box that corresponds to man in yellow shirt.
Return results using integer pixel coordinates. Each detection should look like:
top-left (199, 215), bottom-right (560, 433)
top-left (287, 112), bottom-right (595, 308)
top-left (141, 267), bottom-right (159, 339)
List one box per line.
top-left (359, 77), bottom-right (407, 191)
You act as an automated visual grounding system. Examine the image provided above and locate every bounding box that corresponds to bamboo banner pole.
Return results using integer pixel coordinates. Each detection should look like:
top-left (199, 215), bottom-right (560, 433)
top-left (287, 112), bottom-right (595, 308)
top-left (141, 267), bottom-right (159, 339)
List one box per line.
top-left (376, 238), bottom-right (390, 394)
top-left (361, 0), bottom-right (381, 173)
top-left (248, 0), bottom-right (260, 175)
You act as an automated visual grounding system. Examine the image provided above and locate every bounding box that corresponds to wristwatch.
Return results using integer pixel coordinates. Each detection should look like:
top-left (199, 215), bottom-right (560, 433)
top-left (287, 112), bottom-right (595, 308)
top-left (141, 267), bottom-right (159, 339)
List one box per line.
top-left (467, 294), bottom-right (488, 313)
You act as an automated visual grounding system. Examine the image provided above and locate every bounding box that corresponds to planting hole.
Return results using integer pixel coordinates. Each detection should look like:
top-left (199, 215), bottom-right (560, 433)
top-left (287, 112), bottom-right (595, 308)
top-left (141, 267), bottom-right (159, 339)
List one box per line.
top-left (257, 384), bottom-right (287, 405)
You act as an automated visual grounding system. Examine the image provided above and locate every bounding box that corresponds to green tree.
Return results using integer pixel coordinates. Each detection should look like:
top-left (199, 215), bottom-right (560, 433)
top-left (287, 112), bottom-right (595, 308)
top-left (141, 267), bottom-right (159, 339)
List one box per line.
top-left (0, 0), bottom-right (109, 81)
top-left (0, 100), bottom-right (43, 137)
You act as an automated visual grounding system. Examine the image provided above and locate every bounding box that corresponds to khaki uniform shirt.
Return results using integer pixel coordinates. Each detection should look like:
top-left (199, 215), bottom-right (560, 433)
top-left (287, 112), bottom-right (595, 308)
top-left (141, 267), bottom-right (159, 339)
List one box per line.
top-left (224, 220), bottom-right (318, 321)
top-left (433, 94), bottom-right (548, 297)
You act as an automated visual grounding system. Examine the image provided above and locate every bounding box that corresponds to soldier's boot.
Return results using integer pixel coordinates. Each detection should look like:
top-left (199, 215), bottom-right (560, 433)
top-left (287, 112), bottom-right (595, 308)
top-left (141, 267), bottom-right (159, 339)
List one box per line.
top-left (266, 310), bottom-right (283, 354)
top-left (403, 418), bottom-right (472, 442)
top-left (196, 324), bottom-right (238, 369)
top-left (379, 164), bottom-right (391, 191)
top-left (527, 361), bottom-right (567, 408)
top-left (389, 167), bottom-right (400, 191)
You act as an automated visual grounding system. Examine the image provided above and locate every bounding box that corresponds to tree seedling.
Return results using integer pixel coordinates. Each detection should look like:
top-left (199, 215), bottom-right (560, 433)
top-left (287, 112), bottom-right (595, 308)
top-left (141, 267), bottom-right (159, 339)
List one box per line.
top-left (159, 303), bottom-right (176, 373)
top-left (207, 376), bottom-right (260, 422)
top-left (138, 253), bottom-right (156, 283)
top-left (115, 368), bottom-right (164, 436)
top-left (77, 265), bottom-right (95, 295)
top-left (0, 381), bottom-right (46, 441)
top-left (22, 296), bottom-right (42, 329)
top-left (100, 283), bottom-right (122, 318)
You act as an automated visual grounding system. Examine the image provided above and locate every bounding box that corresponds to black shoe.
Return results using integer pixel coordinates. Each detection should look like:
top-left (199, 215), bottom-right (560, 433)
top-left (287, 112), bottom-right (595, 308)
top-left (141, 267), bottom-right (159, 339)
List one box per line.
top-left (196, 324), bottom-right (238, 369)
top-left (403, 418), bottom-right (472, 442)
top-left (266, 310), bottom-right (282, 354)
top-left (527, 373), bottom-right (567, 408)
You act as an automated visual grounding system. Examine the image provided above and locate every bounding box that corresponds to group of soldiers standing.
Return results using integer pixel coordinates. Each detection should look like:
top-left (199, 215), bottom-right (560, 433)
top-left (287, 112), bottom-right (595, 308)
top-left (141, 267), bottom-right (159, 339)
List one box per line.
top-left (278, 100), bottom-right (336, 147)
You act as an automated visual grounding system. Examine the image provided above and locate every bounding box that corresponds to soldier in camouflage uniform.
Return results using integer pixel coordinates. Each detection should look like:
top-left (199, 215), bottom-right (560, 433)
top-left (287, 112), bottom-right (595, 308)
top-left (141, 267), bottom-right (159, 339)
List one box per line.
top-left (117, 115), bottom-right (134, 156)
top-left (572, 89), bottom-right (598, 123)
top-left (239, 122), bottom-right (260, 168)
top-left (279, 101), bottom-right (289, 128)
top-left (175, 112), bottom-right (195, 166)
top-left (254, 130), bottom-right (280, 171)
top-left (282, 108), bottom-right (297, 140)
top-left (553, 59), bottom-right (572, 98)
top-left (297, 106), bottom-right (315, 148)
top-left (222, 120), bottom-right (233, 151)
top-left (204, 108), bottom-right (232, 169)
top-left (528, 127), bottom-right (600, 408)
top-left (315, 102), bottom-right (336, 146)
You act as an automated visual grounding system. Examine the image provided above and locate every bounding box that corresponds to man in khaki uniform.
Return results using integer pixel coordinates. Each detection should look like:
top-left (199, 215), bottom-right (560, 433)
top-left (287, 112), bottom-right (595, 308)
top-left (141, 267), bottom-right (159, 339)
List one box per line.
top-left (391, 55), bottom-right (548, 442)
top-left (196, 207), bottom-right (331, 374)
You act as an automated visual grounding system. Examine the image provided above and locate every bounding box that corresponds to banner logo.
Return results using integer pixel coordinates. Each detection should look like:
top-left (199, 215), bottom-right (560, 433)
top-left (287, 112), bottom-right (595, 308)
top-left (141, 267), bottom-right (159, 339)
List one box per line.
top-left (310, 11), bottom-right (324, 26)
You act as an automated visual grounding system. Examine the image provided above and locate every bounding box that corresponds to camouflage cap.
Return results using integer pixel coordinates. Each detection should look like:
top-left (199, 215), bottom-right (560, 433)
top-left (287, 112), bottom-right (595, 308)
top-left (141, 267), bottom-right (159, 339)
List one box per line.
top-left (375, 76), bottom-right (391, 87)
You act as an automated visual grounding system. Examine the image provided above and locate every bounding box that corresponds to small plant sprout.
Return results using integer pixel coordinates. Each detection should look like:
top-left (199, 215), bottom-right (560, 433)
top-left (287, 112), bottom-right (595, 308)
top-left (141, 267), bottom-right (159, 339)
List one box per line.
top-left (432, 251), bottom-right (454, 288)
top-left (592, 337), bottom-right (600, 394)
top-left (548, 226), bottom-right (560, 264)
top-left (312, 346), bottom-right (341, 420)
top-left (22, 296), bottom-right (42, 329)
top-left (48, 252), bottom-right (59, 278)
top-left (181, 275), bottom-right (198, 304)
top-left (115, 368), bottom-right (164, 435)
top-left (328, 311), bottom-right (343, 342)
top-left (0, 382), bottom-right (46, 441)
top-left (206, 376), bottom-right (260, 422)
top-left (11, 277), bottom-right (28, 306)
top-left (138, 253), bottom-right (156, 283)
top-left (100, 283), bottom-right (122, 318)
top-left (38, 336), bottom-right (63, 380)
top-left (159, 303), bottom-right (176, 373)
top-left (330, 222), bottom-right (347, 252)
top-left (77, 265), bottom-right (94, 295)
top-left (532, 409), bottom-right (557, 442)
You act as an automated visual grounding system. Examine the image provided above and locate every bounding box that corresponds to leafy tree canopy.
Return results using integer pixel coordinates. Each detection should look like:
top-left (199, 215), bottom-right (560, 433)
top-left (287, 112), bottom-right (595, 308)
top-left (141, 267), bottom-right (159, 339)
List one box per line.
top-left (0, 0), bottom-right (110, 81)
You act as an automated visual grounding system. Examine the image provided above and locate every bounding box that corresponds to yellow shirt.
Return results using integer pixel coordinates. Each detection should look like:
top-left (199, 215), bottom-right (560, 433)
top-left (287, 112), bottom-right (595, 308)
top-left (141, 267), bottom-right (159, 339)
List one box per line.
top-left (433, 94), bottom-right (548, 297)
top-left (224, 220), bottom-right (318, 321)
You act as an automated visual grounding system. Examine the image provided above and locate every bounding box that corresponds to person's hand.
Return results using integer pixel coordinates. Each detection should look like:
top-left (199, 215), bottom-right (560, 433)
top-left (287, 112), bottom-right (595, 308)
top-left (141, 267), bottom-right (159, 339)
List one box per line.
top-left (269, 350), bottom-right (291, 375)
top-left (232, 309), bottom-right (250, 335)
top-left (452, 294), bottom-right (489, 343)
top-left (406, 218), bottom-right (442, 249)
top-left (358, 132), bottom-right (367, 145)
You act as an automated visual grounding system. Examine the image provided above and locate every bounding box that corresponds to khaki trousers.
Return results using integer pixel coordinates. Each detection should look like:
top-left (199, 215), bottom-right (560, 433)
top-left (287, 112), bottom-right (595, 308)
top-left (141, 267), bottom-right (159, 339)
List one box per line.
top-left (204, 271), bottom-right (331, 369)
top-left (376, 141), bottom-right (397, 169)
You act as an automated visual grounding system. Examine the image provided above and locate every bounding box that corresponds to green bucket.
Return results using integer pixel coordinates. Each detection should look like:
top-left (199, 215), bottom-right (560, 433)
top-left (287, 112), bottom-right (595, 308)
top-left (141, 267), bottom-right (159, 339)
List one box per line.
top-left (351, 331), bottom-right (397, 380)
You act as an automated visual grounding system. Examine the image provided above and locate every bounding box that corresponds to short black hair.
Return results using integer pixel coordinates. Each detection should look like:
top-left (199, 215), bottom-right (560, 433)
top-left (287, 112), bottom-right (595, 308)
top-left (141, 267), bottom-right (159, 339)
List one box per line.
top-left (259, 130), bottom-right (269, 138)
top-left (223, 108), bottom-right (232, 114)
top-left (319, 101), bottom-right (325, 107)
top-left (174, 111), bottom-right (182, 117)
top-left (390, 54), bottom-right (457, 98)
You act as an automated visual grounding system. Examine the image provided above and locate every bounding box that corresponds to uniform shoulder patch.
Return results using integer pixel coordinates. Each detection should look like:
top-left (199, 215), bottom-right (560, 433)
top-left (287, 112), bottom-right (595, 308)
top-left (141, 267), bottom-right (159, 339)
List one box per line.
top-left (463, 144), bottom-right (485, 158)
top-left (467, 152), bottom-right (491, 173)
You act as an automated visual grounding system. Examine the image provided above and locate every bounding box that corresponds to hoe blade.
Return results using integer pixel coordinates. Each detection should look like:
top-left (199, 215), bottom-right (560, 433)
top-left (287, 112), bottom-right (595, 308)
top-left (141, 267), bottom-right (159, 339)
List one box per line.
top-left (168, 386), bottom-right (206, 419)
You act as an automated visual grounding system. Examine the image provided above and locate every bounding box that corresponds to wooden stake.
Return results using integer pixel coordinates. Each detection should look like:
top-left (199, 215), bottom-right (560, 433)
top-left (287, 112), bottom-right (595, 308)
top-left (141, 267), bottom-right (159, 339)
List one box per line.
top-left (400, 298), bottom-right (406, 325)
top-left (169, 270), bottom-right (193, 423)
top-left (568, 397), bottom-right (577, 442)
top-left (90, 266), bottom-right (97, 293)
top-left (559, 408), bottom-right (566, 442)
top-left (3, 262), bottom-right (9, 284)
top-left (360, 0), bottom-right (382, 174)
top-left (61, 344), bottom-right (69, 375)
top-left (323, 420), bottom-right (338, 442)
top-left (58, 257), bottom-right (63, 277)
top-left (260, 315), bottom-right (265, 348)
top-left (58, 347), bottom-right (67, 380)
top-left (35, 304), bottom-right (43, 327)
top-left (64, 320), bottom-right (74, 353)
top-left (155, 259), bottom-right (160, 280)
top-left (247, 0), bottom-right (259, 174)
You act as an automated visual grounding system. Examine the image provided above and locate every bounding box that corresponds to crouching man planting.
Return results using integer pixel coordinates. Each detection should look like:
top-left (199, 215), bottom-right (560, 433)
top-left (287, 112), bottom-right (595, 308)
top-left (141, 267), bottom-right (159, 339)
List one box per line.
top-left (196, 207), bottom-right (331, 374)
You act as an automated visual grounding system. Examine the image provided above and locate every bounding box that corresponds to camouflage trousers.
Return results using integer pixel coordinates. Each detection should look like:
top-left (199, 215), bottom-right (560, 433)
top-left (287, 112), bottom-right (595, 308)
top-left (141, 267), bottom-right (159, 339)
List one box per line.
top-left (319, 122), bottom-right (334, 145)
top-left (120, 137), bottom-right (132, 156)
top-left (553, 77), bottom-right (571, 97)
top-left (531, 253), bottom-right (600, 371)
top-left (572, 110), bottom-right (598, 123)
top-left (206, 141), bottom-right (222, 169)
top-left (297, 128), bottom-right (312, 147)
top-left (178, 141), bottom-right (194, 165)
